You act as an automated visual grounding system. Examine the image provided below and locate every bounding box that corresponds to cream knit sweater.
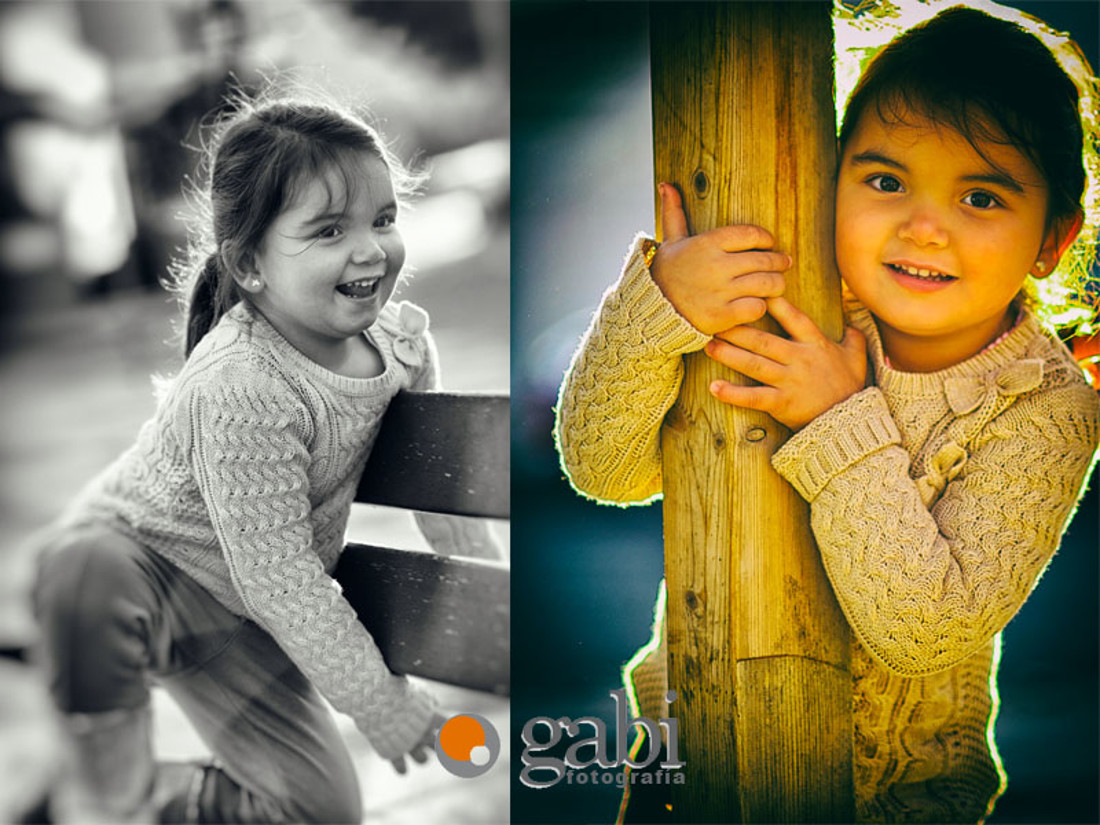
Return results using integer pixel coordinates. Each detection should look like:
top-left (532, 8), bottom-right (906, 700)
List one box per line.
top-left (555, 236), bottom-right (1100, 823)
top-left (62, 299), bottom-right (439, 761)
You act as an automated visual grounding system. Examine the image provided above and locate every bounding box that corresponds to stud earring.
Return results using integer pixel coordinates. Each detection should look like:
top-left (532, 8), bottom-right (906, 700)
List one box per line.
top-left (1035, 261), bottom-right (1046, 274)
top-left (250, 279), bottom-right (261, 288)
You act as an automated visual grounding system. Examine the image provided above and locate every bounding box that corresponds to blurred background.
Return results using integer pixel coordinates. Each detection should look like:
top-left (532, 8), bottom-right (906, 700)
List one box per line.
top-left (0, 1), bottom-right (508, 822)
top-left (512, 1), bottom-right (1099, 823)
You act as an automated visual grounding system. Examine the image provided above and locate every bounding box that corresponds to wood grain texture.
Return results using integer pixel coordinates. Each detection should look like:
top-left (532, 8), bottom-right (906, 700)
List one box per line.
top-left (344, 391), bottom-right (510, 694)
top-left (735, 657), bottom-right (853, 822)
top-left (356, 391), bottom-right (509, 519)
top-left (335, 544), bottom-right (510, 695)
top-left (650, 3), bottom-right (853, 820)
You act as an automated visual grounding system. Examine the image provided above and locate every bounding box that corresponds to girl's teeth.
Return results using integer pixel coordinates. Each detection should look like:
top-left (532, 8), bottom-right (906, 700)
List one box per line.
top-left (336, 278), bottom-right (379, 298)
top-left (893, 264), bottom-right (952, 281)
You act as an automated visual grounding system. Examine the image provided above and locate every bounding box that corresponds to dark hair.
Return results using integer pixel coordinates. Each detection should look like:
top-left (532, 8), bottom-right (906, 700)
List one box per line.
top-left (838, 7), bottom-right (1085, 232)
top-left (172, 96), bottom-right (420, 356)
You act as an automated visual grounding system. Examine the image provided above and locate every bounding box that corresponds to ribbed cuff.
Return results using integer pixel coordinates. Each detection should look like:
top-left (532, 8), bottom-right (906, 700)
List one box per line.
top-left (358, 675), bottom-right (437, 760)
top-left (612, 233), bottom-right (711, 357)
top-left (772, 388), bottom-right (901, 502)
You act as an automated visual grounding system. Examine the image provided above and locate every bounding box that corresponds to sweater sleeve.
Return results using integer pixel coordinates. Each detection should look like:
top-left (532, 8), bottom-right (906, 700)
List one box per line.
top-left (554, 235), bottom-right (710, 504)
top-left (772, 383), bottom-right (1100, 677)
top-left (184, 368), bottom-right (435, 759)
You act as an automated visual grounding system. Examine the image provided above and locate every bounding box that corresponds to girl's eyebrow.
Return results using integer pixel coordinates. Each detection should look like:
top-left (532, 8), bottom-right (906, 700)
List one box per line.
top-left (848, 149), bottom-right (1025, 194)
top-left (298, 210), bottom-right (345, 227)
top-left (298, 200), bottom-right (398, 226)
top-left (958, 171), bottom-right (1024, 195)
top-left (848, 150), bottom-right (906, 171)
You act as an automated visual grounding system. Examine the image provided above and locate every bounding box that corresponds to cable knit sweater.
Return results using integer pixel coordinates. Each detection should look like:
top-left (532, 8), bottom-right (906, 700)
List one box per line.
top-left (554, 236), bottom-right (1100, 823)
top-left (60, 299), bottom-right (439, 761)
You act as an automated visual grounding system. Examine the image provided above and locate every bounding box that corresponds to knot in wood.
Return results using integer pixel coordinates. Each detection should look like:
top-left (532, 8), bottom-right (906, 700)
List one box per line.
top-left (692, 168), bottom-right (709, 197)
top-left (746, 426), bottom-right (767, 442)
top-left (685, 589), bottom-right (699, 611)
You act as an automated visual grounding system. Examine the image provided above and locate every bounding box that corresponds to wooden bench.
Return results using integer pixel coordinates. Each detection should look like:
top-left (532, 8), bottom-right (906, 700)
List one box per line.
top-left (333, 391), bottom-right (510, 696)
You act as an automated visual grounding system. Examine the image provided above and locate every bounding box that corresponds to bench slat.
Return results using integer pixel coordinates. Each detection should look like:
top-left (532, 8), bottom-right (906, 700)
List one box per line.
top-left (356, 392), bottom-right (509, 518)
top-left (334, 544), bottom-right (510, 695)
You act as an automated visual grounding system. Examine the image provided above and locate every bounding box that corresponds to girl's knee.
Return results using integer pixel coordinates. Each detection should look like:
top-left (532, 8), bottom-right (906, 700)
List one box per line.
top-left (35, 525), bottom-right (150, 623)
top-left (32, 525), bottom-right (156, 712)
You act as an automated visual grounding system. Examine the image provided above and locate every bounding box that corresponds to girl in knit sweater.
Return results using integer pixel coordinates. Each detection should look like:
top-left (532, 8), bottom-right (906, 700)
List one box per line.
top-left (556, 8), bottom-right (1099, 823)
top-left (32, 97), bottom-right (494, 822)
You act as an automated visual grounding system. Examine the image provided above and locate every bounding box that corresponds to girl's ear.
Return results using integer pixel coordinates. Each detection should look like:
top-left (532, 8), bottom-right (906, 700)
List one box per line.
top-left (222, 240), bottom-right (263, 294)
top-left (1034, 210), bottom-right (1084, 279)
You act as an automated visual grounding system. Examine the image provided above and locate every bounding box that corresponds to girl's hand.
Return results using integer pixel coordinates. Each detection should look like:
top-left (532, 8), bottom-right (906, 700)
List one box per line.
top-left (390, 712), bottom-right (446, 775)
top-left (651, 183), bottom-right (790, 335)
top-left (705, 297), bottom-right (868, 431)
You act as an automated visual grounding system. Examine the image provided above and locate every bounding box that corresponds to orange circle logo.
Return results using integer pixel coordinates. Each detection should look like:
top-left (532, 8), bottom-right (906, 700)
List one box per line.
top-left (435, 713), bottom-right (500, 777)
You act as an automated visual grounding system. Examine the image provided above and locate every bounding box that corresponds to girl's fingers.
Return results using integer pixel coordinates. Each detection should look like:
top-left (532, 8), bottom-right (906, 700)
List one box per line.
top-left (658, 183), bottom-right (690, 242)
top-left (717, 297), bottom-right (768, 329)
top-left (716, 325), bottom-right (795, 364)
top-left (709, 223), bottom-right (778, 253)
top-left (705, 339), bottom-right (785, 385)
top-left (392, 756), bottom-right (408, 775)
top-left (726, 268), bottom-right (786, 300)
top-left (714, 249), bottom-right (790, 278)
top-left (842, 325), bottom-right (867, 355)
top-left (410, 746), bottom-right (428, 764)
top-left (766, 296), bottom-right (824, 343)
top-left (708, 380), bottom-right (779, 412)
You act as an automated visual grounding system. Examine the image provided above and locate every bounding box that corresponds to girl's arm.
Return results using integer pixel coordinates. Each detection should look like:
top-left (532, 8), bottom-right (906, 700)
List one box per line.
top-left (771, 382), bottom-right (1099, 678)
top-left (554, 234), bottom-right (710, 504)
top-left (184, 367), bottom-right (435, 762)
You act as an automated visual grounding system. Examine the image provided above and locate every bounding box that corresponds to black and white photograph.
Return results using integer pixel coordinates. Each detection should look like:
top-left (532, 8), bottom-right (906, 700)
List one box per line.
top-left (0, 1), bottom-right (508, 822)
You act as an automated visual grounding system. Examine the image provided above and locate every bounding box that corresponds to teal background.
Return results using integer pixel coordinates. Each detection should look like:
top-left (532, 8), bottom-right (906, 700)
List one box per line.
top-left (511, 2), bottom-right (1100, 822)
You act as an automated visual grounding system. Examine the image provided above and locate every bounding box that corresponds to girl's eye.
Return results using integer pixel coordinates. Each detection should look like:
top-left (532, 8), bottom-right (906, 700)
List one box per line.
top-left (866, 174), bottom-right (903, 194)
top-left (317, 224), bottom-right (343, 239)
top-left (962, 191), bottom-right (1001, 210)
top-left (374, 212), bottom-right (397, 229)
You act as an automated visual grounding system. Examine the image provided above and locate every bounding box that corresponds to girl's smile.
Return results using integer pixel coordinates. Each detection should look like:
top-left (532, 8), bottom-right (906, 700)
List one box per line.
top-left (243, 152), bottom-right (404, 373)
top-left (835, 109), bottom-right (1057, 372)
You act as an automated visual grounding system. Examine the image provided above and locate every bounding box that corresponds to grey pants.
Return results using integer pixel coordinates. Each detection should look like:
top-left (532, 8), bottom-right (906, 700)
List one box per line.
top-left (33, 522), bottom-right (362, 823)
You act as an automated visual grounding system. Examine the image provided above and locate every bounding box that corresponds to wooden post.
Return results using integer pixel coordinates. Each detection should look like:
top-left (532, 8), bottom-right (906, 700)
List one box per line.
top-left (651, 4), bottom-right (853, 821)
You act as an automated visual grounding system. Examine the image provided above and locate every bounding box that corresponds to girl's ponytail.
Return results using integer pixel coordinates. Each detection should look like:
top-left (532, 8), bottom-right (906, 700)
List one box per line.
top-left (185, 254), bottom-right (231, 357)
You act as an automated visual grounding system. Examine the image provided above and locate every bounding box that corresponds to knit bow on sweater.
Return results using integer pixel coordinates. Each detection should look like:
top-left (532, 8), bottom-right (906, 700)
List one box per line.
top-left (943, 359), bottom-right (1044, 415)
top-left (388, 303), bottom-right (430, 369)
top-left (915, 359), bottom-right (1046, 508)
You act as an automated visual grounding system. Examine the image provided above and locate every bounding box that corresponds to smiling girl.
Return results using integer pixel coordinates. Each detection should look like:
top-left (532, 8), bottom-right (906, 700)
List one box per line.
top-left (556, 7), bottom-right (1099, 822)
top-left (29, 97), bottom-right (471, 823)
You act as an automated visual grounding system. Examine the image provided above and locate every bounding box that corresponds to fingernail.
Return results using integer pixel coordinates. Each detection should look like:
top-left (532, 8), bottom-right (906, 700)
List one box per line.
top-left (709, 380), bottom-right (722, 395)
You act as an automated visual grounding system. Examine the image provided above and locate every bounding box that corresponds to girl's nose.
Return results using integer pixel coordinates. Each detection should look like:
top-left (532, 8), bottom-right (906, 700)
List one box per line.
top-left (897, 204), bottom-right (949, 248)
top-left (351, 232), bottom-right (385, 265)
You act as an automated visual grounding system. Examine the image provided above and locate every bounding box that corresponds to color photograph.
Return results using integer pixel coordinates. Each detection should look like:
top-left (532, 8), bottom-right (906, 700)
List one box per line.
top-left (512, 1), bottom-right (1099, 823)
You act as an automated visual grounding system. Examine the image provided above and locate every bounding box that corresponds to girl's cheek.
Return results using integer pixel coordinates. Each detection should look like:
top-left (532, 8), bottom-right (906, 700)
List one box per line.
top-left (388, 237), bottom-right (407, 272)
